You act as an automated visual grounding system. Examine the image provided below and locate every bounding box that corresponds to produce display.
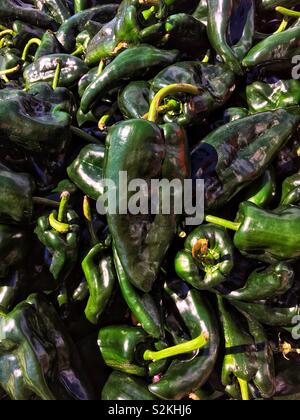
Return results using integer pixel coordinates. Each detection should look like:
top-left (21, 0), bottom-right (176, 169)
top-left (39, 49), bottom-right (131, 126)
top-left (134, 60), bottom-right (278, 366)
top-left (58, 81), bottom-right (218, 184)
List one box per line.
top-left (0, 0), bottom-right (300, 401)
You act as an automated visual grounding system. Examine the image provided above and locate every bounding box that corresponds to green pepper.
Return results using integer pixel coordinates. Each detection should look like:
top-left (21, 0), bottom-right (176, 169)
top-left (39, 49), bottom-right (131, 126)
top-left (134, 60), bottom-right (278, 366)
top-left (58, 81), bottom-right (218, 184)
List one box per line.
top-left (207, 0), bottom-right (255, 74)
top-left (80, 45), bottom-right (178, 113)
top-left (0, 166), bottom-right (34, 224)
top-left (0, 293), bottom-right (94, 400)
top-left (12, 20), bottom-right (45, 50)
top-left (0, 47), bottom-right (22, 72)
top-left (175, 224), bottom-right (235, 290)
top-left (247, 80), bottom-right (300, 113)
top-left (24, 54), bottom-right (89, 88)
top-left (149, 62), bottom-right (235, 126)
top-left (67, 144), bottom-right (105, 201)
top-left (33, 0), bottom-right (71, 25)
top-left (0, 0), bottom-right (56, 29)
top-left (218, 296), bottom-right (275, 400)
top-left (241, 168), bottom-right (276, 208)
top-left (227, 263), bottom-right (294, 302)
top-left (82, 242), bottom-right (116, 325)
top-left (98, 326), bottom-right (152, 376)
top-left (0, 88), bottom-right (71, 152)
top-left (118, 81), bottom-right (151, 119)
top-left (191, 109), bottom-right (300, 210)
top-left (56, 5), bottom-right (119, 53)
top-left (28, 81), bottom-right (75, 115)
top-left (193, 0), bottom-right (207, 24)
top-left (35, 193), bottom-right (80, 283)
top-left (243, 25), bottom-right (300, 68)
top-left (279, 171), bottom-right (300, 206)
top-left (34, 31), bottom-right (64, 60)
top-left (85, 0), bottom-right (167, 65)
top-left (113, 245), bottom-right (164, 339)
top-left (104, 117), bottom-right (190, 293)
top-left (102, 371), bottom-right (157, 400)
top-left (148, 279), bottom-right (219, 400)
top-left (0, 271), bottom-right (24, 313)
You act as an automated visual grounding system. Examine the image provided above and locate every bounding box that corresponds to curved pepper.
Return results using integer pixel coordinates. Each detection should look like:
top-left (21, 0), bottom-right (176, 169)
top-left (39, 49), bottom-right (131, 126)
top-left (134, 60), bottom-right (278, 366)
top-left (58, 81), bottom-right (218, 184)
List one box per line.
top-left (67, 144), bottom-right (105, 201)
top-left (148, 279), bottom-right (219, 400)
top-left (0, 0), bottom-right (56, 29)
top-left (118, 80), bottom-right (151, 119)
top-left (227, 262), bottom-right (294, 301)
top-left (279, 171), bottom-right (300, 206)
top-left (241, 168), bottom-right (276, 208)
top-left (33, 0), bottom-right (71, 25)
top-left (113, 245), bottom-right (164, 339)
top-left (82, 242), bottom-right (116, 325)
top-left (24, 54), bottom-right (89, 88)
top-left (191, 108), bottom-right (300, 210)
top-left (207, 0), bottom-right (255, 74)
top-left (34, 31), bottom-right (63, 60)
top-left (247, 80), bottom-right (300, 113)
top-left (102, 371), bottom-right (157, 400)
top-left (81, 45), bottom-right (178, 113)
top-left (149, 61), bottom-right (235, 126)
top-left (175, 224), bottom-right (235, 290)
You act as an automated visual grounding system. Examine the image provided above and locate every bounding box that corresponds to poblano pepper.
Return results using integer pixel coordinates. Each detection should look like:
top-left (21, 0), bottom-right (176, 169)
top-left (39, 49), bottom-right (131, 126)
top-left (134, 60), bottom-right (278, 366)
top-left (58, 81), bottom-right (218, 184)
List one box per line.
top-left (279, 172), bottom-right (300, 206)
top-left (102, 371), bottom-right (157, 400)
top-left (33, 0), bottom-right (71, 25)
top-left (191, 108), bottom-right (300, 210)
top-left (118, 80), bottom-right (151, 119)
top-left (175, 224), bottom-right (235, 290)
top-left (241, 168), bottom-right (276, 208)
top-left (0, 271), bottom-right (25, 313)
top-left (34, 31), bottom-right (64, 60)
top-left (0, 0), bottom-right (56, 29)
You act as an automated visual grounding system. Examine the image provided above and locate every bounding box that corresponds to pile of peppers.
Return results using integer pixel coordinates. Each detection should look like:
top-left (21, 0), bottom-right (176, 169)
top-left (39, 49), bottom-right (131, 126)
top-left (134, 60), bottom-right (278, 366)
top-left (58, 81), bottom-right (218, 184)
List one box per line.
top-left (0, 0), bottom-right (300, 401)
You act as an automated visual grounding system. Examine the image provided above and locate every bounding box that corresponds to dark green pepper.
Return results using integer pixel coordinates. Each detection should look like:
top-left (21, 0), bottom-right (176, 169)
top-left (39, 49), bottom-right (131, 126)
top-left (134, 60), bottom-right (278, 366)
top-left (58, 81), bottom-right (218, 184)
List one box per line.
top-left (246, 80), bottom-right (300, 113)
top-left (279, 171), bottom-right (300, 206)
top-left (207, 0), bottom-right (255, 74)
top-left (149, 279), bottom-right (219, 400)
top-left (191, 109), bottom-right (300, 210)
top-left (33, 0), bottom-right (71, 25)
top-left (175, 224), bottom-right (235, 290)
top-left (12, 20), bottom-right (45, 50)
top-left (24, 54), bottom-right (89, 88)
top-left (82, 242), bottom-right (116, 325)
top-left (0, 47), bottom-right (22, 72)
top-left (0, 271), bottom-right (25, 313)
top-left (34, 31), bottom-right (64, 60)
top-left (102, 371), bottom-right (157, 400)
top-left (67, 144), bottom-right (105, 201)
top-left (227, 263), bottom-right (294, 301)
top-left (149, 62), bottom-right (235, 126)
top-left (80, 45), bottom-right (178, 113)
top-left (0, 0), bottom-right (56, 29)
top-left (118, 80), bottom-right (151, 119)
top-left (113, 245), bottom-right (164, 339)
top-left (241, 168), bottom-right (276, 208)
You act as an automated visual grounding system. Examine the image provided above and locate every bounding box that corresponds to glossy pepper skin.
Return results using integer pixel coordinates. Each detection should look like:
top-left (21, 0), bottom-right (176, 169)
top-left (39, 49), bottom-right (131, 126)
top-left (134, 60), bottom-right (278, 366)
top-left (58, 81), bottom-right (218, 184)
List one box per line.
top-left (246, 80), bottom-right (300, 113)
top-left (56, 5), bottom-right (119, 53)
top-left (207, 0), bottom-right (255, 74)
top-left (0, 88), bottom-right (71, 153)
top-left (0, 294), bottom-right (94, 400)
top-left (241, 168), bottom-right (276, 208)
top-left (82, 243), bottom-right (116, 325)
top-left (24, 54), bottom-right (89, 89)
top-left (175, 225), bottom-right (235, 290)
top-left (0, 0), bottom-right (56, 29)
top-left (34, 31), bottom-right (64, 60)
top-left (34, 0), bottom-right (71, 25)
top-left (0, 271), bottom-right (25, 313)
top-left (113, 246), bottom-right (164, 339)
top-left (80, 45), bottom-right (178, 113)
top-left (85, 0), bottom-right (167, 65)
top-left (102, 371), bottom-right (157, 400)
top-left (227, 262), bottom-right (294, 301)
top-left (149, 279), bottom-right (219, 400)
top-left (0, 226), bottom-right (28, 279)
top-left (243, 25), bottom-right (300, 69)
top-left (191, 109), bottom-right (300, 210)
top-left (218, 297), bottom-right (275, 400)
top-left (35, 210), bottom-right (80, 283)
top-left (150, 62), bottom-right (235, 126)
top-left (118, 81), bottom-right (151, 119)
top-left (0, 47), bottom-right (22, 73)
top-left (12, 21), bottom-right (45, 50)
top-left (279, 172), bottom-right (300, 206)
top-left (104, 120), bottom-right (190, 293)
top-left (98, 326), bottom-right (152, 376)
top-left (234, 202), bottom-right (300, 262)
top-left (67, 144), bottom-right (105, 201)
top-left (0, 166), bottom-right (34, 224)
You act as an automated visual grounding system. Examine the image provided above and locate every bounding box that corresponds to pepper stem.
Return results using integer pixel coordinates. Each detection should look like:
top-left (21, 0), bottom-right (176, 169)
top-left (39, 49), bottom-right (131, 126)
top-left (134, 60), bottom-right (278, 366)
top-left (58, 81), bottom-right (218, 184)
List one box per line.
top-left (83, 196), bottom-right (99, 246)
top-left (52, 58), bottom-right (62, 90)
top-left (70, 126), bottom-right (99, 144)
top-left (97, 59), bottom-right (105, 76)
top-left (21, 38), bottom-right (41, 61)
top-left (71, 45), bottom-right (84, 57)
top-left (49, 212), bottom-right (71, 233)
top-left (58, 191), bottom-right (70, 222)
top-left (238, 378), bottom-right (250, 401)
top-left (142, 6), bottom-right (156, 20)
top-left (143, 99), bottom-right (179, 119)
top-left (202, 50), bottom-right (210, 63)
top-left (0, 64), bottom-right (20, 77)
top-left (148, 83), bottom-right (202, 123)
top-left (144, 331), bottom-right (209, 362)
top-left (0, 29), bottom-right (16, 39)
top-left (49, 191), bottom-right (71, 233)
top-left (98, 103), bottom-right (118, 131)
top-left (205, 215), bottom-right (241, 231)
top-left (276, 6), bottom-right (300, 17)
top-left (274, 16), bottom-right (289, 33)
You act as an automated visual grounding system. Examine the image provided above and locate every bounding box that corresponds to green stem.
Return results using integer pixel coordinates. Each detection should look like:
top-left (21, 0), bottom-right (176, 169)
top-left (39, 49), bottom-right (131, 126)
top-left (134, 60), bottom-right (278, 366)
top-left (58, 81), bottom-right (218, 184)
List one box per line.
top-left (205, 215), bottom-right (241, 231)
top-left (70, 126), bottom-right (99, 144)
top-left (144, 331), bottom-right (208, 362)
top-left (98, 102), bottom-right (118, 131)
top-left (97, 59), bottom-right (105, 76)
top-left (202, 50), bottom-right (210, 63)
top-left (33, 197), bottom-right (60, 208)
top-left (142, 6), bottom-right (155, 20)
top-left (49, 212), bottom-right (71, 233)
top-left (274, 16), bottom-right (289, 33)
top-left (276, 6), bottom-right (300, 17)
top-left (0, 64), bottom-right (20, 76)
top-left (0, 29), bottom-right (16, 39)
top-left (22, 38), bottom-right (41, 61)
top-left (52, 58), bottom-right (62, 90)
top-left (83, 195), bottom-right (99, 246)
top-left (143, 99), bottom-right (179, 119)
top-left (148, 83), bottom-right (202, 123)
top-left (58, 191), bottom-right (70, 222)
top-left (0, 25), bottom-right (10, 31)
top-left (238, 378), bottom-right (250, 401)
top-left (71, 45), bottom-right (84, 57)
